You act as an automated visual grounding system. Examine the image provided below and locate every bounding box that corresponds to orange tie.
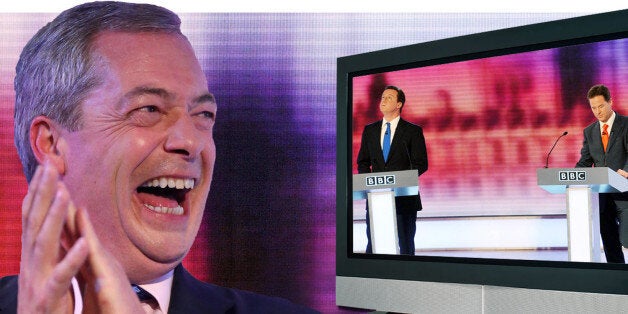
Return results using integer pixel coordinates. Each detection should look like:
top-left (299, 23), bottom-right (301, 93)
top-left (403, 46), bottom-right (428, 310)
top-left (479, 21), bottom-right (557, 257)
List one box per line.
top-left (602, 124), bottom-right (609, 152)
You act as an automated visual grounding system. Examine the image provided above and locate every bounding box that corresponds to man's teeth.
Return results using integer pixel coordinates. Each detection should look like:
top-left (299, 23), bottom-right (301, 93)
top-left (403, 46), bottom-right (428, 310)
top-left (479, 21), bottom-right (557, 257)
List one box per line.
top-left (144, 204), bottom-right (184, 215)
top-left (142, 177), bottom-right (195, 189)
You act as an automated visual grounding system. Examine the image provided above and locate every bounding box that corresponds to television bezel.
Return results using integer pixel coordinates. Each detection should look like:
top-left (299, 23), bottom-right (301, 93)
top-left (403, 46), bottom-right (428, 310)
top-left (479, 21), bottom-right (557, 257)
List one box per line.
top-left (337, 9), bottom-right (628, 296)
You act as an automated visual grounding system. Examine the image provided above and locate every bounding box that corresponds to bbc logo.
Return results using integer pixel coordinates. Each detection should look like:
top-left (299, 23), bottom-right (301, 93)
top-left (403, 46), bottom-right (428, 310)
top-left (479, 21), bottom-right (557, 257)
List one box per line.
top-left (558, 171), bottom-right (586, 181)
top-left (365, 175), bottom-right (396, 186)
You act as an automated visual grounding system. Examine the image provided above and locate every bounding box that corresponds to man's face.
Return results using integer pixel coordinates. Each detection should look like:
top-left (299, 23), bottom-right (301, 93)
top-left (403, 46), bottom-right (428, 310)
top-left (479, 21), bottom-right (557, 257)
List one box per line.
top-left (58, 31), bottom-right (216, 282)
top-left (589, 95), bottom-right (613, 123)
top-left (380, 89), bottom-right (402, 116)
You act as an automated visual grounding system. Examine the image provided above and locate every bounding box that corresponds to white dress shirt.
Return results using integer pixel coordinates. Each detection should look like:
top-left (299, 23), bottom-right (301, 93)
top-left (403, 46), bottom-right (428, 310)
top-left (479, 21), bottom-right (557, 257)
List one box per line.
top-left (381, 115), bottom-right (401, 148)
top-left (600, 111), bottom-right (616, 137)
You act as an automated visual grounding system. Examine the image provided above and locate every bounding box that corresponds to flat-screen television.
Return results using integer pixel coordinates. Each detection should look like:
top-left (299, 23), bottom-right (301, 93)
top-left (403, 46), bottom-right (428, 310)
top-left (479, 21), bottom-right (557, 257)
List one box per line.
top-left (337, 9), bottom-right (628, 312)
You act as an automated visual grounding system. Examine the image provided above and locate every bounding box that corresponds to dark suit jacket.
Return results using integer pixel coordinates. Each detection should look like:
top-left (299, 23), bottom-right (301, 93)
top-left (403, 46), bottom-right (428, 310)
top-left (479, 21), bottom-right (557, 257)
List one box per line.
top-left (574, 113), bottom-right (628, 263)
top-left (356, 118), bottom-right (428, 213)
top-left (0, 264), bottom-right (318, 314)
top-left (575, 113), bottom-right (628, 171)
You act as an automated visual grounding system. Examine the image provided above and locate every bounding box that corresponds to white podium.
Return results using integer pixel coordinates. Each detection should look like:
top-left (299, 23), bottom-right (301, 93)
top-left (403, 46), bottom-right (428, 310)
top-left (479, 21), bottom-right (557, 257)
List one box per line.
top-left (537, 167), bottom-right (628, 262)
top-left (353, 170), bottom-right (419, 254)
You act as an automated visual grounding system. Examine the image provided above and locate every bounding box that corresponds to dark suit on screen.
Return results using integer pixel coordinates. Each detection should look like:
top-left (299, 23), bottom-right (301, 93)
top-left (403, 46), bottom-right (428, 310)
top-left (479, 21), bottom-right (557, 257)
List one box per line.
top-left (0, 264), bottom-right (317, 314)
top-left (575, 113), bottom-right (628, 263)
top-left (357, 118), bottom-right (428, 255)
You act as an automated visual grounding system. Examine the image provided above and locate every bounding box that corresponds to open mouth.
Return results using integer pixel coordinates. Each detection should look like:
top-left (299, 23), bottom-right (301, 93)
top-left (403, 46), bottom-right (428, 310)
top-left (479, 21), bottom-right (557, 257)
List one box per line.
top-left (136, 177), bottom-right (195, 215)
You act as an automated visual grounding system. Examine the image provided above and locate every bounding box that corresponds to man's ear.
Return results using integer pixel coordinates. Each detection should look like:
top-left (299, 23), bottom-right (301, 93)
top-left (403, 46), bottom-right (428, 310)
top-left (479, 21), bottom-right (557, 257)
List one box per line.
top-left (29, 116), bottom-right (67, 175)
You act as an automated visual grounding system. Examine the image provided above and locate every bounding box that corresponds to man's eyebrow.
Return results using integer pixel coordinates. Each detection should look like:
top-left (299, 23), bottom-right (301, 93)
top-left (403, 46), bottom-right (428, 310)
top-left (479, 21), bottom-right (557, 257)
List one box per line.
top-left (118, 86), bottom-right (215, 109)
top-left (193, 93), bottom-right (216, 105)
top-left (117, 86), bottom-right (173, 110)
top-left (123, 86), bottom-right (173, 100)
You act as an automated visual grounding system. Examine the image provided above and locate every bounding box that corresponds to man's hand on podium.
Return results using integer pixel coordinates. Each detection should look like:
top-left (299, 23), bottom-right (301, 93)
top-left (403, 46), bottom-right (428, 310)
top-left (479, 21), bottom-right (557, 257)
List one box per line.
top-left (617, 169), bottom-right (628, 178)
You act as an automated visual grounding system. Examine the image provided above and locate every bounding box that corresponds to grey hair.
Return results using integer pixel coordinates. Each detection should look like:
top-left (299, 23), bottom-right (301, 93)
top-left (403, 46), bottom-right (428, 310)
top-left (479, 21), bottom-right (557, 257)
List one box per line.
top-left (14, 1), bottom-right (183, 182)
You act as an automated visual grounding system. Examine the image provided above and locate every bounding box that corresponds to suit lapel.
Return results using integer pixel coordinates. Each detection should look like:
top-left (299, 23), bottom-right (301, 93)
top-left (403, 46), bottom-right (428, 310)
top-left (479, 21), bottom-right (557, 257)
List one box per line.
top-left (592, 123), bottom-right (604, 153)
top-left (607, 115), bottom-right (624, 152)
top-left (168, 265), bottom-right (232, 313)
top-left (390, 119), bottom-right (406, 158)
top-left (370, 121), bottom-right (386, 166)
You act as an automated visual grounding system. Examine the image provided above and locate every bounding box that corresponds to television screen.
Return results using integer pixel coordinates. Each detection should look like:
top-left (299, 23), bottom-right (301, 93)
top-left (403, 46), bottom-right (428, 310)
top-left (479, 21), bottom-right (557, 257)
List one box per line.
top-left (337, 9), bottom-right (628, 311)
top-left (351, 26), bottom-right (628, 262)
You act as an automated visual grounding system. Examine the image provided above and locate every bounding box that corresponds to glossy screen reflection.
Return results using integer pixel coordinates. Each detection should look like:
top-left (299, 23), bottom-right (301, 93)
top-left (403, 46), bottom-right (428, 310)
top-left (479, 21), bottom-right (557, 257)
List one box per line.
top-left (351, 36), bottom-right (628, 262)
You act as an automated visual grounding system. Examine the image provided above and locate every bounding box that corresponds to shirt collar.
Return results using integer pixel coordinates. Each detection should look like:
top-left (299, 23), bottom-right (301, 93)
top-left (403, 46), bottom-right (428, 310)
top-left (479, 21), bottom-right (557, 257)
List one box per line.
top-left (139, 269), bottom-right (174, 312)
top-left (383, 115), bottom-right (401, 129)
top-left (600, 111), bottom-right (616, 132)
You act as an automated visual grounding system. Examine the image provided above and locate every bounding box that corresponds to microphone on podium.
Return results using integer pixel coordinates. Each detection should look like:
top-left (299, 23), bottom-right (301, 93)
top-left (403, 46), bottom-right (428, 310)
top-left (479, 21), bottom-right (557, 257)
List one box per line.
top-left (544, 131), bottom-right (568, 168)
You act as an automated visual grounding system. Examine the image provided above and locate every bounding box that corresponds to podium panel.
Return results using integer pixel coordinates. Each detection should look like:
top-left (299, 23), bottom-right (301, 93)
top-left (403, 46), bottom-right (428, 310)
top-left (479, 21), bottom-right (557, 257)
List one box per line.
top-left (537, 167), bottom-right (627, 262)
top-left (353, 169), bottom-right (419, 200)
top-left (566, 187), bottom-right (600, 262)
top-left (353, 170), bottom-right (418, 254)
top-left (367, 191), bottom-right (398, 254)
top-left (537, 167), bottom-right (628, 194)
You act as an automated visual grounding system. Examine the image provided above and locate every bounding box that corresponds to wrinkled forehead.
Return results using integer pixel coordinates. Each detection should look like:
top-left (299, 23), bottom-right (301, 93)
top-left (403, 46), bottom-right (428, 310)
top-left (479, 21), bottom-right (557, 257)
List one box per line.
top-left (91, 31), bottom-right (208, 93)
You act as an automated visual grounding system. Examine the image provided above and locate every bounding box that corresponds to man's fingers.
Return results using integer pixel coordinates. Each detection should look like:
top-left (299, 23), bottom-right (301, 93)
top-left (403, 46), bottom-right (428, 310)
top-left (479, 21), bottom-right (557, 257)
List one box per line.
top-left (74, 207), bottom-right (144, 314)
top-left (21, 164), bottom-right (44, 225)
top-left (76, 206), bottom-right (130, 288)
top-left (61, 199), bottom-right (80, 252)
top-left (18, 163), bottom-right (95, 313)
top-left (75, 206), bottom-right (113, 275)
top-left (32, 183), bottom-right (71, 262)
top-left (76, 206), bottom-right (99, 250)
top-left (19, 238), bottom-right (88, 314)
top-left (22, 163), bottom-right (59, 248)
top-left (75, 206), bottom-right (103, 272)
top-left (45, 238), bottom-right (89, 301)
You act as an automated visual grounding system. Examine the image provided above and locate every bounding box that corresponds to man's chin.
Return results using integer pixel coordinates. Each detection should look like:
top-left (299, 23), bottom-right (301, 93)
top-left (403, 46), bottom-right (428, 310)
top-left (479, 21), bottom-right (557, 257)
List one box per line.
top-left (144, 246), bottom-right (188, 265)
top-left (126, 251), bottom-right (186, 283)
top-left (129, 239), bottom-right (189, 265)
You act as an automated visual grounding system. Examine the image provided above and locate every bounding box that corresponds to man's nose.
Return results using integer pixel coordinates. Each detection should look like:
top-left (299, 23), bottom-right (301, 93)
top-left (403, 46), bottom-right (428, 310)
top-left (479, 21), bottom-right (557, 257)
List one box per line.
top-left (164, 115), bottom-right (204, 160)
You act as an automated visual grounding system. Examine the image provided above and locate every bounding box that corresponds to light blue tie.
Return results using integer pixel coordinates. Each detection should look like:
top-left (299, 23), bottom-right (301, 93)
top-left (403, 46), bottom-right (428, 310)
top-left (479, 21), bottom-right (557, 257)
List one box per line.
top-left (383, 122), bottom-right (391, 162)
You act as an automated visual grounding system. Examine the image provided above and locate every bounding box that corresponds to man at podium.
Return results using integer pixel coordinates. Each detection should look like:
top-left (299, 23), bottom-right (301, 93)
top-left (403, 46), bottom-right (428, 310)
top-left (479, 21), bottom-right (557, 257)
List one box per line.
top-left (357, 85), bottom-right (428, 255)
top-left (576, 84), bottom-right (628, 263)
